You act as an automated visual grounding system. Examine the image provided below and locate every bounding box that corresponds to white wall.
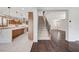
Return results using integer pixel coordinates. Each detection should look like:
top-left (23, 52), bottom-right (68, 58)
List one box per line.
top-left (48, 19), bottom-right (68, 31)
top-left (45, 11), bottom-right (66, 30)
top-left (45, 11), bottom-right (66, 20)
top-left (33, 8), bottom-right (38, 42)
top-left (68, 8), bottom-right (79, 41)
top-left (0, 29), bottom-right (12, 43)
top-left (38, 7), bottom-right (79, 42)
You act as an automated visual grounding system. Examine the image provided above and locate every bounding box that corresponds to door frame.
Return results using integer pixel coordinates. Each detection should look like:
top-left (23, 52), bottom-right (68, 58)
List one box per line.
top-left (44, 10), bottom-right (69, 41)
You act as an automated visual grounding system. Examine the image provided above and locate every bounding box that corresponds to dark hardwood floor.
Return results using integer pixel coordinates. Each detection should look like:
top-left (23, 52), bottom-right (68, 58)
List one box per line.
top-left (31, 30), bottom-right (70, 52)
top-left (31, 40), bottom-right (70, 52)
top-left (31, 40), bottom-right (55, 52)
top-left (68, 41), bottom-right (79, 52)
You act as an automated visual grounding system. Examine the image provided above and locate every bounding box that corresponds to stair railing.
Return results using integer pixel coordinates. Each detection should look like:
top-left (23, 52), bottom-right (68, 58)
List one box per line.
top-left (43, 16), bottom-right (51, 34)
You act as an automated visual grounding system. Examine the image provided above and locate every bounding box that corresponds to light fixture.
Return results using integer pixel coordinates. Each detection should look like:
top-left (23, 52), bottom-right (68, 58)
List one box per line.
top-left (8, 7), bottom-right (11, 16)
top-left (43, 11), bottom-right (45, 15)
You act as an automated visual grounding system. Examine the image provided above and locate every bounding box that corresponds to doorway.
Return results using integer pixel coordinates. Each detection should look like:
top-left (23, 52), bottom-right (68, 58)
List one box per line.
top-left (45, 10), bottom-right (68, 41)
top-left (44, 10), bottom-right (69, 51)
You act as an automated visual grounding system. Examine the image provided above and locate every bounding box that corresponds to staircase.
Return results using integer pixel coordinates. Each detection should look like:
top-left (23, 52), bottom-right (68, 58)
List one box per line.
top-left (38, 16), bottom-right (50, 40)
top-left (50, 29), bottom-right (69, 51)
top-left (31, 15), bottom-right (69, 52)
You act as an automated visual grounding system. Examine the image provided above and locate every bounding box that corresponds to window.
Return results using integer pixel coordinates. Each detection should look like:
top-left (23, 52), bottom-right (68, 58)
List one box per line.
top-left (3, 18), bottom-right (7, 25)
top-left (0, 17), bottom-right (2, 25)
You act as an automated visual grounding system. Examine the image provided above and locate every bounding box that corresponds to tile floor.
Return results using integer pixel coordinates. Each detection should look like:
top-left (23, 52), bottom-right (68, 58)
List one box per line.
top-left (0, 32), bottom-right (33, 52)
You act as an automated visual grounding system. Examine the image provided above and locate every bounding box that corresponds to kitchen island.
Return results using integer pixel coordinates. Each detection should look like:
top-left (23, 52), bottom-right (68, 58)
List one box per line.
top-left (0, 24), bottom-right (28, 43)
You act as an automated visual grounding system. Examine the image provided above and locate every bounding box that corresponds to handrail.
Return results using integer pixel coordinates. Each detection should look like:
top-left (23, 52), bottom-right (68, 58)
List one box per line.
top-left (44, 16), bottom-right (51, 34)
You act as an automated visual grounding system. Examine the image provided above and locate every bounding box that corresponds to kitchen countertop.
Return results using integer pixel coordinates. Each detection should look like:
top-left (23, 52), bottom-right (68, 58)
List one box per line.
top-left (0, 24), bottom-right (28, 30)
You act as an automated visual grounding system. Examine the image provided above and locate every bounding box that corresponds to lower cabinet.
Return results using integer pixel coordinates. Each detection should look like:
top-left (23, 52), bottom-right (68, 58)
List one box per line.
top-left (12, 28), bottom-right (24, 40)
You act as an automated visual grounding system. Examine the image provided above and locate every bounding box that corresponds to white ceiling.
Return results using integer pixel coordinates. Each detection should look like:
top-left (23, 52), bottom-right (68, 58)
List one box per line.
top-left (0, 7), bottom-right (36, 19)
top-left (0, 7), bottom-right (76, 19)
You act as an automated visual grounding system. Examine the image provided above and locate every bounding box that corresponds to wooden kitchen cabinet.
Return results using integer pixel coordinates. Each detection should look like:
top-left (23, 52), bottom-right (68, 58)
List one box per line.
top-left (28, 12), bottom-right (33, 40)
top-left (12, 29), bottom-right (24, 40)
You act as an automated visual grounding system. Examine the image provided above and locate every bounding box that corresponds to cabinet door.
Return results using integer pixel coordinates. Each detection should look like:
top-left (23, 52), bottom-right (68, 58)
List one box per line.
top-left (12, 29), bottom-right (24, 40)
top-left (28, 12), bottom-right (33, 40)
